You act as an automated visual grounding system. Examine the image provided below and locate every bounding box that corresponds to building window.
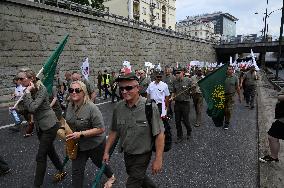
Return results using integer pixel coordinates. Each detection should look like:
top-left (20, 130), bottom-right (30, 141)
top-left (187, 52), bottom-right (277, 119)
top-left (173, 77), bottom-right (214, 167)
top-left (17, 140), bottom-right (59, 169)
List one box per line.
top-left (156, 2), bottom-right (160, 9)
top-left (195, 32), bottom-right (197, 36)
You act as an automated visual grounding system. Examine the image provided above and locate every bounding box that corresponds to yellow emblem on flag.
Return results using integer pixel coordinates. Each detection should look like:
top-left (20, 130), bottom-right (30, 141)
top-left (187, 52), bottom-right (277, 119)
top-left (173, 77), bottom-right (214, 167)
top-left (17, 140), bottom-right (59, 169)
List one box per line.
top-left (212, 85), bottom-right (225, 109)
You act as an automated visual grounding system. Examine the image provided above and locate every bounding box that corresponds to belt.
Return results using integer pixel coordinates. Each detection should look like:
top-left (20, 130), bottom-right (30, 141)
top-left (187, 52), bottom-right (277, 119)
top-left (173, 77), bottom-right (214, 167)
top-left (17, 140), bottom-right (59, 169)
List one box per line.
top-left (175, 100), bottom-right (190, 103)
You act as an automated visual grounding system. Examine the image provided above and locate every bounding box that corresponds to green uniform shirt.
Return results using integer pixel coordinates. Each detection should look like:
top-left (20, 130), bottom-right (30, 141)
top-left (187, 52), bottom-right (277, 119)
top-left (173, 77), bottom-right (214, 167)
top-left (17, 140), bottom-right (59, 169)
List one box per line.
top-left (111, 96), bottom-right (164, 155)
top-left (65, 101), bottom-right (105, 151)
top-left (173, 77), bottom-right (192, 102)
top-left (243, 71), bottom-right (258, 87)
top-left (21, 83), bottom-right (57, 131)
top-left (190, 75), bottom-right (203, 94)
top-left (163, 74), bottom-right (175, 93)
top-left (82, 79), bottom-right (95, 98)
top-left (225, 75), bottom-right (238, 94)
top-left (139, 76), bottom-right (151, 94)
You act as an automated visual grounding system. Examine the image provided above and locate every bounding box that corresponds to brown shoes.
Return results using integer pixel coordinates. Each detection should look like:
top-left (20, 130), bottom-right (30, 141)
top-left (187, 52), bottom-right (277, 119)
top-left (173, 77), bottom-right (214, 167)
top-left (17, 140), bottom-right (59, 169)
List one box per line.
top-left (23, 122), bottom-right (34, 137)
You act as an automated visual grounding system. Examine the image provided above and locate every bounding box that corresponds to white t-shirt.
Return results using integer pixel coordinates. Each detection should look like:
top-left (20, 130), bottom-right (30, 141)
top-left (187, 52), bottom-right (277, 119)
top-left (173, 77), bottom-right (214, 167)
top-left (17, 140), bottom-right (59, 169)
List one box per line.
top-left (146, 81), bottom-right (170, 104)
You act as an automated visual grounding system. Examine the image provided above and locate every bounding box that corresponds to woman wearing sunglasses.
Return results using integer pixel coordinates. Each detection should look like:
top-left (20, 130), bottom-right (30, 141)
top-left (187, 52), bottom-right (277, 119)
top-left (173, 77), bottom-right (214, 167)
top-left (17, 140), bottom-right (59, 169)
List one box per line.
top-left (65, 81), bottom-right (115, 188)
top-left (16, 68), bottom-right (66, 187)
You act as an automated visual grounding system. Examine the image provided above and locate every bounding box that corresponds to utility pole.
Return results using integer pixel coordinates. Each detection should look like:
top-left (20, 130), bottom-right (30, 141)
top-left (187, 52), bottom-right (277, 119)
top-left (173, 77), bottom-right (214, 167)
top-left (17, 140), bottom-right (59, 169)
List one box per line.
top-left (276, 0), bottom-right (284, 79)
top-left (262, 0), bottom-right (269, 69)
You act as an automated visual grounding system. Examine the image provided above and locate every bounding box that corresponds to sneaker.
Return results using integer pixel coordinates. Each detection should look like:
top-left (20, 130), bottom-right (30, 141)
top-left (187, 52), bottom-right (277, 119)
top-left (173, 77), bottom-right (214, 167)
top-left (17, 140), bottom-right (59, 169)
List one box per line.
top-left (245, 104), bottom-right (250, 107)
top-left (23, 133), bottom-right (33, 138)
top-left (0, 168), bottom-right (11, 176)
top-left (53, 171), bottom-right (67, 183)
top-left (104, 175), bottom-right (116, 188)
top-left (24, 122), bottom-right (34, 137)
top-left (250, 106), bottom-right (255, 109)
top-left (194, 123), bottom-right (200, 127)
top-left (259, 155), bottom-right (279, 163)
top-left (224, 124), bottom-right (229, 130)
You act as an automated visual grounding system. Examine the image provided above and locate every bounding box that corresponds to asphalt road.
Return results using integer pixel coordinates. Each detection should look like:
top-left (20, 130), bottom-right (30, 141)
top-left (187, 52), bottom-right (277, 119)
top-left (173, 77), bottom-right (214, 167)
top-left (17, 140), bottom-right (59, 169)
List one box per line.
top-left (0, 96), bottom-right (258, 188)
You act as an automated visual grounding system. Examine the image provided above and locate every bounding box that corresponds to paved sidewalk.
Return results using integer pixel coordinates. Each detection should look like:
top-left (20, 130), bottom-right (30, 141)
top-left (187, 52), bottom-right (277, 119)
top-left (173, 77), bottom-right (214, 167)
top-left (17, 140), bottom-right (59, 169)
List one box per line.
top-left (258, 72), bottom-right (284, 188)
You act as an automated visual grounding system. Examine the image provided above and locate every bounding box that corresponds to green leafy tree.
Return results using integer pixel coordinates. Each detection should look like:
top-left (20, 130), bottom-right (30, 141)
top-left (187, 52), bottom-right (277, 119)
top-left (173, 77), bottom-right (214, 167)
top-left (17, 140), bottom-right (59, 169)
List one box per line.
top-left (71, 0), bottom-right (105, 10)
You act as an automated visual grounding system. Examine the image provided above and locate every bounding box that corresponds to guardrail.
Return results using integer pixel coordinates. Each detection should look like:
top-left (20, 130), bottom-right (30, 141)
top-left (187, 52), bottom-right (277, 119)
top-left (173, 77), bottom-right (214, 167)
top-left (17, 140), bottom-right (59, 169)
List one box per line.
top-left (265, 69), bottom-right (284, 91)
top-left (36, 0), bottom-right (217, 44)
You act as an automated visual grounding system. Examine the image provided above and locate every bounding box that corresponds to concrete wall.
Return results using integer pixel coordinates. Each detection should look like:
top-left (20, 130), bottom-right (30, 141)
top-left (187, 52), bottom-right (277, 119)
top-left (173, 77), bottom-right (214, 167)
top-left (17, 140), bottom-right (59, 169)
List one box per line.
top-left (0, 0), bottom-right (216, 96)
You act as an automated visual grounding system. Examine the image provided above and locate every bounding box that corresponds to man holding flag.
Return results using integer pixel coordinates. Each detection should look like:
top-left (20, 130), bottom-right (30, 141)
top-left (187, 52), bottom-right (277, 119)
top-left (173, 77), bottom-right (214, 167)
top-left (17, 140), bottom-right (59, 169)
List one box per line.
top-left (223, 65), bottom-right (241, 129)
top-left (198, 64), bottom-right (241, 129)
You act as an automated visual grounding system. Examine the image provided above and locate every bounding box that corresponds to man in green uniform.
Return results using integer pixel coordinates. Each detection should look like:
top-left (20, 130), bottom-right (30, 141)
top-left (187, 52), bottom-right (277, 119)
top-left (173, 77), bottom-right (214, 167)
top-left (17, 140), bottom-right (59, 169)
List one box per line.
top-left (190, 68), bottom-right (204, 127)
top-left (172, 68), bottom-right (192, 143)
top-left (103, 72), bottom-right (165, 188)
top-left (138, 70), bottom-right (151, 97)
top-left (240, 66), bottom-right (258, 109)
top-left (163, 66), bottom-right (175, 118)
top-left (224, 66), bottom-right (241, 130)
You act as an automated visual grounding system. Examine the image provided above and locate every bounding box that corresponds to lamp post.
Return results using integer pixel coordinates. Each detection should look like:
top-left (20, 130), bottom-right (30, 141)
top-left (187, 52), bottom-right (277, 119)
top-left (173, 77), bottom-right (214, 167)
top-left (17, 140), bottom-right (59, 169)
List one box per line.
top-left (255, 1), bottom-right (268, 69)
top-left (255, 0), bottom-right (282, 70)
top-left (262, 0), bottom-right (268, 69)
top-left (276, 1), bottom-right (284, 79)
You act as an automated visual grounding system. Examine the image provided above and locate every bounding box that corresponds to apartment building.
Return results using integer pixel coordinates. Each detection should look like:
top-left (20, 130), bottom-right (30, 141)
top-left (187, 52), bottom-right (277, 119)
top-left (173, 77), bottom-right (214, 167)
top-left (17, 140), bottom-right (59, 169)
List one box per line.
top-left (104, 0), bottom-right (176, 30)
top-left (177, 12), bottom-right (238, 40)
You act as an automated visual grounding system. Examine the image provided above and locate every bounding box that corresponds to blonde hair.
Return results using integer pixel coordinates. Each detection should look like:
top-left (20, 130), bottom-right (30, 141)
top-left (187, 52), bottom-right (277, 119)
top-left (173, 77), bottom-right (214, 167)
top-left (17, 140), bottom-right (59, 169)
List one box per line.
top-left (70, 80), bottom-right (90, 105)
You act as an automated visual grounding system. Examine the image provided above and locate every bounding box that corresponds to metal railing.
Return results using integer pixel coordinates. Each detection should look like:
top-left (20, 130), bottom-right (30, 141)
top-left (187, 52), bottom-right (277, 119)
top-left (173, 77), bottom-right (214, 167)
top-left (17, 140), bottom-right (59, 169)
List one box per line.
top-left (34, 0), bottom-right (217, 44)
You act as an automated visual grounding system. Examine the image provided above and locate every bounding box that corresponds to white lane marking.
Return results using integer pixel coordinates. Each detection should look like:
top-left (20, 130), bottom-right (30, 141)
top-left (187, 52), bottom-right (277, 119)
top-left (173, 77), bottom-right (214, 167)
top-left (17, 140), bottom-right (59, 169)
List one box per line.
top-left (95, 101), bottom-right (112, 106)
top-left (0, 121), bottom-right (27, 130)
top-left (0, 100), bottom-right (113, 130)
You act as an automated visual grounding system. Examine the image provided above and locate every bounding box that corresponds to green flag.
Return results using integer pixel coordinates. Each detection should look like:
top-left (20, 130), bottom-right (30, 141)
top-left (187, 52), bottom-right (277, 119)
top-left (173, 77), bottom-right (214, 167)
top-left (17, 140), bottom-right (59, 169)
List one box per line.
top-left (42, 34), bottom-right (69, 94)
top-left (198, 64), bottom-right (229, 126)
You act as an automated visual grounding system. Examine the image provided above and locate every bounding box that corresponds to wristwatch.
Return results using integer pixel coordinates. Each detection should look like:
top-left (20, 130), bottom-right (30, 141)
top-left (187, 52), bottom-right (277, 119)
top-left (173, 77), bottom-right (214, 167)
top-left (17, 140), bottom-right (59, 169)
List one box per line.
top-left (80, 131), bottom-right (85, 138)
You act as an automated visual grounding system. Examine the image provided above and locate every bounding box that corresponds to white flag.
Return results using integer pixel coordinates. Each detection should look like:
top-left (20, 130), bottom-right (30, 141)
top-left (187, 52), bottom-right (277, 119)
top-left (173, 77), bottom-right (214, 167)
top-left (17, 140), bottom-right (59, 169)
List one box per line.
top-left (251, 49), bottom-right (260, 71)
top-left (81, 58), bottom-right (89, 80)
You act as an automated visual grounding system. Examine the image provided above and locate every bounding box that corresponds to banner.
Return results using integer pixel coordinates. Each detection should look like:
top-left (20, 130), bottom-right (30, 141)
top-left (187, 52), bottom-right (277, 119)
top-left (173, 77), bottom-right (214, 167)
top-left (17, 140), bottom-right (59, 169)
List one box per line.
top-left (81, 57), bottom-right (90, 80)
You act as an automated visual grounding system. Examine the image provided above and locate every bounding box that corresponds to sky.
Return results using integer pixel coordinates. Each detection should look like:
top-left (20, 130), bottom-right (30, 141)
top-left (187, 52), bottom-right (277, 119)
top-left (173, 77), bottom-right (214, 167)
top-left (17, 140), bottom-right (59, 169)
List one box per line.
top-left (176, 0), bottom-right (282, 38)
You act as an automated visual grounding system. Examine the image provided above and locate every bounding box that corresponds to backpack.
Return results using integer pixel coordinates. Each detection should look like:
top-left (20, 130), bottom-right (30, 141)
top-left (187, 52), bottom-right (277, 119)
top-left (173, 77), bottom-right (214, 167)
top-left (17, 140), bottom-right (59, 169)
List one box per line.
top-left (145, 100), bottom-right (172, 152)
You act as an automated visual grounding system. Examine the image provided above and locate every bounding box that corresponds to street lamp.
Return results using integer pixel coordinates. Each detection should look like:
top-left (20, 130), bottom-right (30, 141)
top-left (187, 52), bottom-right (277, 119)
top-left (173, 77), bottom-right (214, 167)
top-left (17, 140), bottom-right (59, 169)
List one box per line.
top-left (276, 1), bottom-right (284, 79)
top-left (255, 0), bottom-right (282, 69)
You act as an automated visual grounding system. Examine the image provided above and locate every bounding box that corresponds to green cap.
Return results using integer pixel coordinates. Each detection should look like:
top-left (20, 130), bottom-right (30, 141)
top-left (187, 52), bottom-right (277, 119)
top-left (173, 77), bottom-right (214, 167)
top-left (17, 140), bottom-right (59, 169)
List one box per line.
top-left (115, 72), bottom-right (139, 82)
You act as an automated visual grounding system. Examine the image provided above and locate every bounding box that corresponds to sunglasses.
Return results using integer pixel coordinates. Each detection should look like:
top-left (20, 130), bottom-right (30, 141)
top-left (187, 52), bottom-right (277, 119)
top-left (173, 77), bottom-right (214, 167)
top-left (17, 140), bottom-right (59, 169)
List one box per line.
top-left (175, 72), bottom-right (181, 74)
top-left (156, 75), bottom-right (162, 78)
top-left (119, 85), bottom-right (137, 92)
top-left (18, 77), bottom-right (26, 81)
top-left (68, 88), bottom-right (82, 94)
